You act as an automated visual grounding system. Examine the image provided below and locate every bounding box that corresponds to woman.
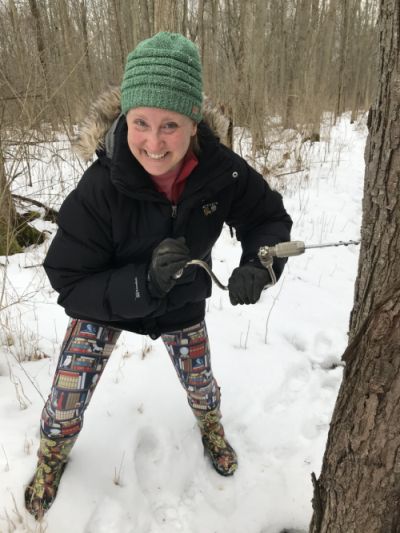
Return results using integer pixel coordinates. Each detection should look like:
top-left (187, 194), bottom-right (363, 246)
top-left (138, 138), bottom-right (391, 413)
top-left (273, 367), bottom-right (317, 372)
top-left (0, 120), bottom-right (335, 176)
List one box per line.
top-left (25, 32), bottom-right (292, 519)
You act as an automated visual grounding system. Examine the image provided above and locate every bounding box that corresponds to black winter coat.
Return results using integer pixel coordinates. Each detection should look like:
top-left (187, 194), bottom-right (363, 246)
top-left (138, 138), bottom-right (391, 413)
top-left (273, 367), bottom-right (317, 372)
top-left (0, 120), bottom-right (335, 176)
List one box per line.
top-left (44, 117), bottom-right (292, 338)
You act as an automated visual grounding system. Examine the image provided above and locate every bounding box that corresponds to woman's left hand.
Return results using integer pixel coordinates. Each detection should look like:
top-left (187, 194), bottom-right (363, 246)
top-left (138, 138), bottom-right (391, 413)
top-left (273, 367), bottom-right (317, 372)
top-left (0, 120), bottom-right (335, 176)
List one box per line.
top-left (228, 264), bottom-right (271, 305)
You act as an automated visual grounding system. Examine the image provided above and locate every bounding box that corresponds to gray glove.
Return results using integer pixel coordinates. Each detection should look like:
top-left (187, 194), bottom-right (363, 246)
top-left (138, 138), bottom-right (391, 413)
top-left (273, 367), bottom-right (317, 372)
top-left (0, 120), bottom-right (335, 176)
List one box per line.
top-left (148, 237), bottom-right (191, 297)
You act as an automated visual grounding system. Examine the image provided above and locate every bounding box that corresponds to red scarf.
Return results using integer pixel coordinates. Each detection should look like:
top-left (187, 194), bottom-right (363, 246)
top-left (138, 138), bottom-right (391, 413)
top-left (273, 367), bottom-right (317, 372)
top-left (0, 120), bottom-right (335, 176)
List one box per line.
top-left (149, 151), bottom-right (199, 204)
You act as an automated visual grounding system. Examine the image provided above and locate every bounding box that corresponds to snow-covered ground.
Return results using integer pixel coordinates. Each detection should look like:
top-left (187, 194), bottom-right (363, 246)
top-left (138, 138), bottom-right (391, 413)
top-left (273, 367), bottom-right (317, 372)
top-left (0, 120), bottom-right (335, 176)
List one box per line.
top-left (0, 115), bottom-right (366, 533)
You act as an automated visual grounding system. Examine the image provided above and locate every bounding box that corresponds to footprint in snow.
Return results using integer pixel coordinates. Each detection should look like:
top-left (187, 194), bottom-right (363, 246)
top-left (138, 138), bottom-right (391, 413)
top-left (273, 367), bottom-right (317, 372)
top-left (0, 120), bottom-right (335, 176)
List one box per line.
top-left (84, 496), bottom-right (135, 533)
top-left (282, 331), bottom-right (308, 352)
top-left (310, 331), bottom-right (342, 369)
top-left (133, 426), bottom-right (186, 530)
top-left (134, 426), bottom-right (165, 493)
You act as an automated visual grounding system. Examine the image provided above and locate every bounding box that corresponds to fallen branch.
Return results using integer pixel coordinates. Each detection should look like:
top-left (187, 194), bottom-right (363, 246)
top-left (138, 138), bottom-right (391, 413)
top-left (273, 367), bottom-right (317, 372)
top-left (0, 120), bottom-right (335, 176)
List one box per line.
top-left (274, 168), bottom-right (307, 177)
top-left (0, 94), bottom-right (42, 101)
top-left (22, 263), bottom-right (43, 269)
top-left (12, 194), bottom-right (58, 221)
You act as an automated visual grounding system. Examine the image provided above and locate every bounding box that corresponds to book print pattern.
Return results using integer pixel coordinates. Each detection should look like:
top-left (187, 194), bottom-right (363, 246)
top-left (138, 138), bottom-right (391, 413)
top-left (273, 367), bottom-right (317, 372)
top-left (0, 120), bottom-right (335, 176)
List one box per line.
top-left (161, 321), bottom-right (220, 415)
top-left (41, 319), bottom-right (121, 439)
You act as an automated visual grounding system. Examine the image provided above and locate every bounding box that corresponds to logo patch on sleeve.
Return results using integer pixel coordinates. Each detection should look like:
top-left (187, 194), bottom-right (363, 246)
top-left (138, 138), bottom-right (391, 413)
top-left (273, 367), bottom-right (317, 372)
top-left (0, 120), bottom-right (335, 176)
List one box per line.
top-left (202, 202), bottom-right (218, 216)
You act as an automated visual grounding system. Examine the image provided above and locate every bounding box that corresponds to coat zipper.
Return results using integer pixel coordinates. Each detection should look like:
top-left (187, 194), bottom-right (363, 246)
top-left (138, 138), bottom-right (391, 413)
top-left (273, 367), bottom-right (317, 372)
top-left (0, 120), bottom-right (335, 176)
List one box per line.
top-left (171, 205), bottom-right (178, 218)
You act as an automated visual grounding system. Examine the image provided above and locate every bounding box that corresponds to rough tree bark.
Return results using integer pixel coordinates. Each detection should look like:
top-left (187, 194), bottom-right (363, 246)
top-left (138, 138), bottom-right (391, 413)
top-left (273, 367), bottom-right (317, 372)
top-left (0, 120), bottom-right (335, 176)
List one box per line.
top-left (348, 5), bottom-right (400, 341)
top-left (309, 1), bottom-right (400, 532)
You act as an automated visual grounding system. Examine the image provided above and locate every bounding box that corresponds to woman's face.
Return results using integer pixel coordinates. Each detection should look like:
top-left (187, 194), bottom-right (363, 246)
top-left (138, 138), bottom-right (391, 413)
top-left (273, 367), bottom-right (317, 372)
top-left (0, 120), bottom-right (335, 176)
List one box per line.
top-left (126, 107), bottom-right (197, 176)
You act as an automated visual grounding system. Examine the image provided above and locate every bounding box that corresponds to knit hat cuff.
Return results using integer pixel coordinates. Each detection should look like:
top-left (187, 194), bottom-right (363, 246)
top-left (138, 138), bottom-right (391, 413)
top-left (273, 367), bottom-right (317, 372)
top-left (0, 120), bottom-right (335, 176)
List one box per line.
top-left (121, 88), bottom-right (202, 122)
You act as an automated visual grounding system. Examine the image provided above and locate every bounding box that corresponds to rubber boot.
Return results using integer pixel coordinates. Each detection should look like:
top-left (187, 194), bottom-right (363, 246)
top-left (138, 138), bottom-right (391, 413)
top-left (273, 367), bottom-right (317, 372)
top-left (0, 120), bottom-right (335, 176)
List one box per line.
top-left (25, 432), bottom-right (77, 520)
top-left (196, 408), bottom-right (238, 476)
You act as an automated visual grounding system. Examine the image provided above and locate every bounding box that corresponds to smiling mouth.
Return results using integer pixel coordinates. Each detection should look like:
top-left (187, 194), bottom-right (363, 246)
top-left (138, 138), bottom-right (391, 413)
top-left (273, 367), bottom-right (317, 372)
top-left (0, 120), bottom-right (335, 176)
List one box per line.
top-left (144, 150), bottom-right (168, 160)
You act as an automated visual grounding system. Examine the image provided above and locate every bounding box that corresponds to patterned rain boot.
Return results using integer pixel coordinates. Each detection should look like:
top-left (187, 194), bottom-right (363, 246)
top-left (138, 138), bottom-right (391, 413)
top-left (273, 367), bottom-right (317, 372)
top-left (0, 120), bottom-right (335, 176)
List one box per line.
top-left (25, 433), bottom-right (76, 520)
top-left (196, 408), bottom-right (238, 476)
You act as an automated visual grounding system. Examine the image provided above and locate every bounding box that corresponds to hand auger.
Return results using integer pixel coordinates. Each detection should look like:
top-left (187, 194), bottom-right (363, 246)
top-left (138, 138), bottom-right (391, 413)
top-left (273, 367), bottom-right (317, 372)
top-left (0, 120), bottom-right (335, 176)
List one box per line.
top-left (176, 240), bottom-right (360, 291)
top-left (257, 239), bottom-right (359, 287)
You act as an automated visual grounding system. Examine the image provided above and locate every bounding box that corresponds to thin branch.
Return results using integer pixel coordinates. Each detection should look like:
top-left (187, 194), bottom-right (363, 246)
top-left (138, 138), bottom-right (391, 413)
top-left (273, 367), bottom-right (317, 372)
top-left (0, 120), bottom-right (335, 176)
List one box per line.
top-left (0, 94), bottom-right (42, 102)
top-left (12, 193), bottom-right (58, 220)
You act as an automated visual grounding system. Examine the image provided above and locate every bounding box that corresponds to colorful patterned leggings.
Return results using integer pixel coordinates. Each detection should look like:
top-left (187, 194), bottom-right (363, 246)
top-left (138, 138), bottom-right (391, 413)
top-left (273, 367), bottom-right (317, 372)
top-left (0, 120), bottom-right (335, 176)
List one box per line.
top-left (41, 319), bottom-right (220, 440)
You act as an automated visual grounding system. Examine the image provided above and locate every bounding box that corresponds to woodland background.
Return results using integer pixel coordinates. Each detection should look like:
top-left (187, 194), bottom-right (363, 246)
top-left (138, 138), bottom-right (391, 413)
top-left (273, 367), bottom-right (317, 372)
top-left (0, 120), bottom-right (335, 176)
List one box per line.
top-left (1, 0), bottom-right (377, 133)
top-left (0, 0), bottom-right (379, 257)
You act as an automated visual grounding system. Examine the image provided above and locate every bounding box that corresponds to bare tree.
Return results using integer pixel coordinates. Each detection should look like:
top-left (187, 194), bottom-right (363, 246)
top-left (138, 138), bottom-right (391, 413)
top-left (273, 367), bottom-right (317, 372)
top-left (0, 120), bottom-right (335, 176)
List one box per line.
top-left (310, 1), bottom-right (400, 531)
top-left (80, 0), bottom-right (93, 94)
top-left (0, 140), bottom-right (20, 255)
top-left (110, 0), bottom-right (126, 71)
top-left (336, 0), bottom-right (350, 119)
top-left (27, 0), bottom-right (49, 97)
top-left (197, 0), bottom-right (206, 62)
top-left (285, 0), bottom-right (312, 129)
top-left (182, 0), bottom-right (188, 36)
top-left (153, 0), bottom-right (179, 33)
top-left (139, 0), bottom-right (151, 39)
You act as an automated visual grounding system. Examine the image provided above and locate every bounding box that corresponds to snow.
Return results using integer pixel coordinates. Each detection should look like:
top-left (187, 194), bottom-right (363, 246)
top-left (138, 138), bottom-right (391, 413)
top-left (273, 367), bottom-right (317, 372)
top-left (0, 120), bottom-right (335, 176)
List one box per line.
top-left (0, 115), bottom-right (366, 533)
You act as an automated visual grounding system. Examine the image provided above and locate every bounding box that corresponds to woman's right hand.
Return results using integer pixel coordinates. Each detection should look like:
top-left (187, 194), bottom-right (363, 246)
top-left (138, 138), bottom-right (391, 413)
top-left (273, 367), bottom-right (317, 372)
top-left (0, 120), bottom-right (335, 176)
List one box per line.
top-left (148, 237), bottom-right (191, 297)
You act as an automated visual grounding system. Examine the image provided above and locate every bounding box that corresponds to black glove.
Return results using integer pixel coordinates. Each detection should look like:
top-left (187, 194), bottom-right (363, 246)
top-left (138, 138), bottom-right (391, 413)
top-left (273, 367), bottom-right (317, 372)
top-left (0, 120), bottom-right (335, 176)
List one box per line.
top-left (228, 263), bottom-right (271, 305)
top-left (148, 237), bottom-right (191, 297)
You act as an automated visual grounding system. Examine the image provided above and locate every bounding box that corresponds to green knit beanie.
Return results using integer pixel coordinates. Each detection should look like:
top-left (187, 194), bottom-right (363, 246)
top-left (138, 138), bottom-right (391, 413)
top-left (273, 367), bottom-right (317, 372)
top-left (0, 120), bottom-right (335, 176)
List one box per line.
top-left (121, 32), bottom-right (203, 122)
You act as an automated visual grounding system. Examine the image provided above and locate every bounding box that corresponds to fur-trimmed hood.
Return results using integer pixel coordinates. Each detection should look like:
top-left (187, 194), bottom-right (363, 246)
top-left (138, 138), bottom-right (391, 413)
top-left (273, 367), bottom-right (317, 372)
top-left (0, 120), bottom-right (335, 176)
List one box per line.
top-left (73, 86), bottom-right (232, 162)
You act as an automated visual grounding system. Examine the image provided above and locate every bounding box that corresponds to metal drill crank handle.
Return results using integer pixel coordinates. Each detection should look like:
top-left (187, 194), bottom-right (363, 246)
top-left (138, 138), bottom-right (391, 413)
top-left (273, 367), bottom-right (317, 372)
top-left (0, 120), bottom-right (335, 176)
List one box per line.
top-left (173, 260), bottom-right (229, 290)
top-left (173, 243), bottom-right (303, 289)
top-left (177, 245), bottom-right (301, 290)
top-left (174, 258), bottom-right (276, 291)
top-left (257, 241), bottom-right (306, 286)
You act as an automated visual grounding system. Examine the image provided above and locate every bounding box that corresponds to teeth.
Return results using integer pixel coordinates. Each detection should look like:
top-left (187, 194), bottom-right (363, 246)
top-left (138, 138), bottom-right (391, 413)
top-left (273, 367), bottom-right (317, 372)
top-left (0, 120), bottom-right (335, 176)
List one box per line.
top-left (145, 150), bottom-right (166, 160)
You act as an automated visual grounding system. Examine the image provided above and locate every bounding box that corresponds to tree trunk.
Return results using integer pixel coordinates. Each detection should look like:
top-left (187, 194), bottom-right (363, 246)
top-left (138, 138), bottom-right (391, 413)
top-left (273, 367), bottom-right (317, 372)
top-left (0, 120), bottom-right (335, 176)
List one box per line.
top-left (80, 0), bottom-right (93, 94)
top-left (153, 0), bottom-right (178, 33)
top-left (139, 0), bottom-right (151, 39)
top-left (0, 143), bottom-right (20, 256)
top-left (182, 0), bottom-right (188, 36)
top-left (28, 0), bottom-right (49, 97)
top-left (110, 0), bottom-right (125, 70)
top-left (309, 1), bottom-right (400, 532)
top-left (310, 289), bottom-right (400, 533)
top-left (197, 0), bottom-right (206, 63)
top-left (349, 4), bottom-right (400, 340)
top-left (285, 0), bottom-right (312, 130)
top-left (336, 0), bottom-right (350, 120)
